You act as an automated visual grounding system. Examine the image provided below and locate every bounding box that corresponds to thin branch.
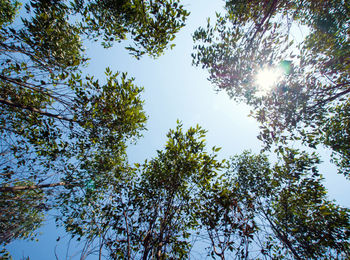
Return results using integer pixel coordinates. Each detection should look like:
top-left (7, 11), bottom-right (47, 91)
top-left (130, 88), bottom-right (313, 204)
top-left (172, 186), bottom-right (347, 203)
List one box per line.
top-left (0, 97), bottom-right (74, 123)
top-left (0, 75), bottom-right (73, 107)
top-left (247, 0), bottom-right (279, 49)
top-left (261, 206), bottom-right (301, 260)
top-left (0, 181), bottom-right (66, 192)
top-left (312, 87), bottom-right (350, 108)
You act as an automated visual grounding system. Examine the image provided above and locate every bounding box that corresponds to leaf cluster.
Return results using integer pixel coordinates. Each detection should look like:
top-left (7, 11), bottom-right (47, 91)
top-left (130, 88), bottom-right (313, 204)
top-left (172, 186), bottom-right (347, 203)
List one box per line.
top-left (192, 0), bottom-right (350, 176)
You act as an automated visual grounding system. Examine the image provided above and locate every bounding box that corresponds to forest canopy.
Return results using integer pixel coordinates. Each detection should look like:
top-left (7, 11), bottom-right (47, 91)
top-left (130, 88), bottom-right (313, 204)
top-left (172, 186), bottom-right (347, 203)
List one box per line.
top-left (1, 0), bottom-right (350, 259)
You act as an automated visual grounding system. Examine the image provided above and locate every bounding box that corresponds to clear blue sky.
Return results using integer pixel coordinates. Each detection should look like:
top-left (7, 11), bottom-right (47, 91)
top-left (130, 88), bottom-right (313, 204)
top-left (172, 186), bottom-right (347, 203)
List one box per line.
top-left (6, 0), bottom-right (350, 258)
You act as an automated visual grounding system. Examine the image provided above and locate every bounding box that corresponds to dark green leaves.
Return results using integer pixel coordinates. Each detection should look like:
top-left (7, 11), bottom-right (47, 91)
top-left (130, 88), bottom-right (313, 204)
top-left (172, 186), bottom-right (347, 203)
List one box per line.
top-left (59, 123), bottom-right (224, 259)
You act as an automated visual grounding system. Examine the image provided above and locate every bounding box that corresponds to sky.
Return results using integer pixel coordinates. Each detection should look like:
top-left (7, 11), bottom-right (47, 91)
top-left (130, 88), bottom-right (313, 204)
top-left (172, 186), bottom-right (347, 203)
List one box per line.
top-left (6, 0), bottom-right (350, 259)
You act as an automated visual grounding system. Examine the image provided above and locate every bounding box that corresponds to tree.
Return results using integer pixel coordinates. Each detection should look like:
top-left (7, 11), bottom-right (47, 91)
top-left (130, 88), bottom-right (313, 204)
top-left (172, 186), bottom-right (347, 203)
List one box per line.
top-left (198, 178), bottom-right (257, 259)
top-left (198, 153), bottom-right (267, 259)
top-left (58, 122), bottom-right (224, 259)
top-left (192, 0), bottom-right (350, 176)
top-left (0, 0), bottom-right (189, 245)
top-left (0, 0), bottom-right (190, 189)
top-left (58, 125), bottom-right (350, 259)
top-left (205, 149), bottom-right (350, 259)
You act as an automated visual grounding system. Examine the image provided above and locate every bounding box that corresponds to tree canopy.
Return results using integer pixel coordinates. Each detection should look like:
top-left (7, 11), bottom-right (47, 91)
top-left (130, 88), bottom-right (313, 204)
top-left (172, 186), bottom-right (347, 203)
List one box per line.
top-left (56, 124), bottom-right (350, 259)
top-left (58, 123), bottom-right (223, 259)
top-left (1, 0), bottom-right (350, 259)
top-left (0, 0), bottom-right (189, 245)
top-left (192, 0), bottom-right (350, 176)
top-left (199, 149), bottom-right (350, 259)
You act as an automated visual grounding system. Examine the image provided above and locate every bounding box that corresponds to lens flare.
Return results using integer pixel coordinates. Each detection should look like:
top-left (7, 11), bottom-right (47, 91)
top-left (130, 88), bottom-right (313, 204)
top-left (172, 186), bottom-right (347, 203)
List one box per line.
top-left (255, 66), bottom-right (283, 96)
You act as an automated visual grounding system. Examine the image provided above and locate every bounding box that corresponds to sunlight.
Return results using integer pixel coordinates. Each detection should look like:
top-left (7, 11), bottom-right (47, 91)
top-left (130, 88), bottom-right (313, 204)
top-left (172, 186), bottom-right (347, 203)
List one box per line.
top-left (255, 66), bottom-right (283, 96)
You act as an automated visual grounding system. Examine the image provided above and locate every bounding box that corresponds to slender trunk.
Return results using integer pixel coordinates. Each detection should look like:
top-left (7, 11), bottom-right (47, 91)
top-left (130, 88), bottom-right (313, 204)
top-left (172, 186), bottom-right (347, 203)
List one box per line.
top-left (156, 221), bottom-right (165, 260)
top-left (142, 204), bottom-right (160, 260)
top-left (155, 191), bottom-right (176, 259)
top-left (142, 231), bottom-right (151, 260)
top-left (0, 181), bottom-right (66, 192)
top-left (209, 230), bottom-right (225, 260)
top-left (123, 210), bottom-right (131, 260)
top-left (263, 209), bottom-right (302, 260)
top-left (99, 240), bottom-right (102, 260)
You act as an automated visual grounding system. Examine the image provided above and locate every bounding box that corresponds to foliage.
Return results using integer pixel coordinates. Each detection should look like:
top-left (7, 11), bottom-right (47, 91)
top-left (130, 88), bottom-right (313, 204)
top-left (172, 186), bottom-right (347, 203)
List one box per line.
top-left (0, 247), bottom-right (13, 260)
top-left (210, 149), bottom-right (350, 259)
top-left (58, 123), bottom-right (350, 259)
top-left (192, 0), bottom-right (350, 176)
top-left (70, 0), bottom-right (190, 57)
top-left (0, 180), bottom-right (47, 245)
top-left (1, 0), bottom-right (189, 245)
top-left (2, 1), bottom-right (349, 259)
top-left (0, 0), bottom-right (20, 28)
top-left (0, 65), bottom-right (147, 194)
top-left (198, 171), bottom-right (258, 259)
top-left (59, 123), bottom-right (224, 259)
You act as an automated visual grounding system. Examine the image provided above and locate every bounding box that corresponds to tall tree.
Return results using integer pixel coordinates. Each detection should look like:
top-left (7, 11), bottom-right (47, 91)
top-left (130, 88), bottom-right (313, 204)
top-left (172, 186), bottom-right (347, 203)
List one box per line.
top-left (0, 0), bottom-right (190, 189)
top-left (0, 0), bottom-right (189, 245)
top-left (198, 153), bottom-right (266, 259)
top-left (58, 123), bottom-right (223, 259)
top-left (59, 125), bottom-right (350, 259)
top-left (192, 0), bottom-right (350, 176)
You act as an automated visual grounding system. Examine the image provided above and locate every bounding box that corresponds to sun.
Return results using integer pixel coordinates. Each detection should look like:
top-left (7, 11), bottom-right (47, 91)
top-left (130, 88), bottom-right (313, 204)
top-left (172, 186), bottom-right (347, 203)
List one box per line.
top-left (255, 66), bottom-right (283, 96)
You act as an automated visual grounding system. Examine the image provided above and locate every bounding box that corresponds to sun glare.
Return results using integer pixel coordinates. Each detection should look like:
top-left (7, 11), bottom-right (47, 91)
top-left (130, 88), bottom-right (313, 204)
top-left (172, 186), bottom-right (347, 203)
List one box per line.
top-left (255, 66), bottom-right (283, 96)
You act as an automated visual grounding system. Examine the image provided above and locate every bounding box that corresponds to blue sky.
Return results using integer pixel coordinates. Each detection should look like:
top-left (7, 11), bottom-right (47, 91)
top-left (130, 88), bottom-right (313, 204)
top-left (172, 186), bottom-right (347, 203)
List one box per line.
top-left (6, 0), bottom-right (350, 258)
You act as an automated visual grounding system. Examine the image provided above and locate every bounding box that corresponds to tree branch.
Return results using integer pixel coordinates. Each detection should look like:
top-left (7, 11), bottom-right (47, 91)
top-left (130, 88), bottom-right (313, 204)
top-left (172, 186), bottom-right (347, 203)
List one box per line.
top-left (247, 0), bottom-right (279, 49)
top-left (312, 87), bottom-right (350, 108)
top-left (261, 206), bottom-right (302, 260)
top-left (0, 97), bottom-right (74, 123)
top-left (0, 181), bottom-right (66, 192)
top-left (0, 75), bottom-right (73, 107)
